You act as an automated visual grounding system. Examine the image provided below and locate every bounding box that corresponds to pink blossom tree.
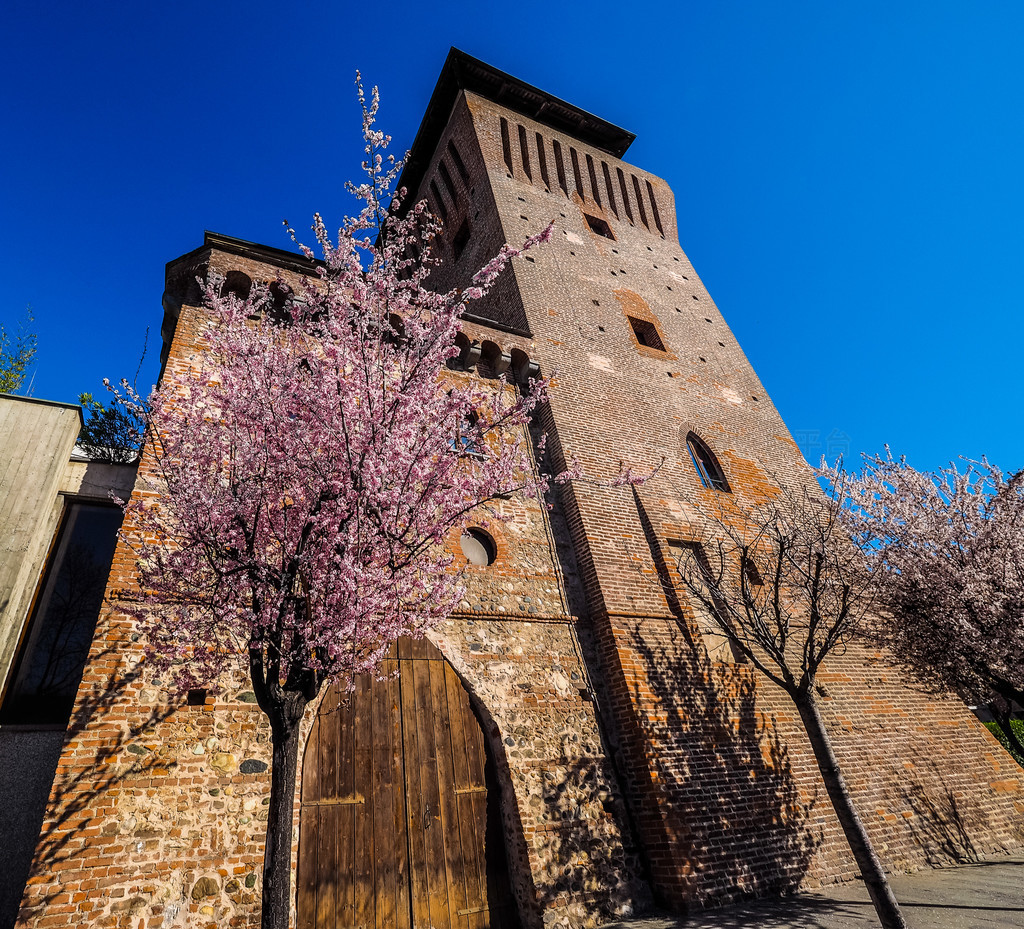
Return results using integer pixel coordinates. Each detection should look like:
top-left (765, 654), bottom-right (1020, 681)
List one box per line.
top-left (828, 451), bottom-right (1024, 761)
top-left (119, 78), bottom-right (553, 929)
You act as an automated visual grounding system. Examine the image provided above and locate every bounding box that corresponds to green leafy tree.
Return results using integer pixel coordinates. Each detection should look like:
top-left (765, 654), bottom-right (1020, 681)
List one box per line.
top-left (77, 330), bottom-right (150, 463)
top-left (77, 388), bottom-right (146, 463)
top-left (0, 308), bottom-right (38, 394)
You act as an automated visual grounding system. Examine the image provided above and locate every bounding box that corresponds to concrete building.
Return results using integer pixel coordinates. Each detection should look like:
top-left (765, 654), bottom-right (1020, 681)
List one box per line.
top-left (0, 395), bottom-right (136, 928)
top-left (11, 50), bottom-right (1023, 929)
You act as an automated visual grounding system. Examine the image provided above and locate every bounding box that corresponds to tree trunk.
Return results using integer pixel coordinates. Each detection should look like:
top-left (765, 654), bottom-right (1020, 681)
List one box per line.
top-left (794, 689), bottom-right (907, 929)
top-left (261, 698), bottom-right (307, 929)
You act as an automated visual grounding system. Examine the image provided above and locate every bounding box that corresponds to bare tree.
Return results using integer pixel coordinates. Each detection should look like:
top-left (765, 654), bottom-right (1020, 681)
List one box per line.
top-left (672, 484), bottom-right (906, 929)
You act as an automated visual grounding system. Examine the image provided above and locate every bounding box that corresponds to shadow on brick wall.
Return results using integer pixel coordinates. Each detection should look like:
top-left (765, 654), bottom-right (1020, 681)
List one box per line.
top-left (901, 764), bottom-right (982, 866)
top-left (624, 492), bottom-right (821, 907)
top-left (627, 628), bottom-right (821, 905)
top-left (10, 639), bottom-right (175, 928)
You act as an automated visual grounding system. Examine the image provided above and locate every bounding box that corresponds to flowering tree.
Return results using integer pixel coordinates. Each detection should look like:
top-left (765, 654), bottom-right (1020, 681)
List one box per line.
top-left (673, 486), bottom-right (906, 929)
top-left (119, 79), bottom-right (552, 929)
top-left (828, 451), bottom-right (1024, 761)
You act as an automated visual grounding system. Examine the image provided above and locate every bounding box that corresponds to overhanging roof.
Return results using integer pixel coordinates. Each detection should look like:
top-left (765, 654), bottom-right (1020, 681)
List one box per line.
top-left (398, 48), bottom-right (635, 203)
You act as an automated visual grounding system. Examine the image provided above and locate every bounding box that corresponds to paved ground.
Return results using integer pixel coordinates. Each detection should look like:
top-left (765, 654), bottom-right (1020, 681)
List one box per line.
top-left (604, 857), bottom-right (1024, 928)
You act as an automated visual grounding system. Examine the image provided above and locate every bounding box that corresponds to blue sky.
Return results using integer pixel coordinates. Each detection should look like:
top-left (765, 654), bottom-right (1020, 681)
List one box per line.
top-left (3, 2), bottom-right (1022, 473)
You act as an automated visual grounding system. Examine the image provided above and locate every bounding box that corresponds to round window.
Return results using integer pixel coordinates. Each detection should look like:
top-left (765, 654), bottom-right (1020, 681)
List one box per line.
top-left (460, 528), bottom-right (497, 566)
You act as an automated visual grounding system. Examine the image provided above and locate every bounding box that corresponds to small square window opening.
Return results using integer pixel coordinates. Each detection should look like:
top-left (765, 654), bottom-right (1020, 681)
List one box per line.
top-left (584, 214), bottom-right (615, 239)
top-left (627, 316), bottom-right (665, 351)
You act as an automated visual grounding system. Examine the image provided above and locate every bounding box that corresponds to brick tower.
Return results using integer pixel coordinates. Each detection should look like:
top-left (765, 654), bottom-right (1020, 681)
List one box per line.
top-left (392, 48), bottom-right (1023, 909)
top-left (13, 49), bottom-right (1022, 929)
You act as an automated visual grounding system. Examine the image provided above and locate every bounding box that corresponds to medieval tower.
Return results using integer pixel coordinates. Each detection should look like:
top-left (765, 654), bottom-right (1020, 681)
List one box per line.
top-left (10, 49), bottom-right (1022, 929)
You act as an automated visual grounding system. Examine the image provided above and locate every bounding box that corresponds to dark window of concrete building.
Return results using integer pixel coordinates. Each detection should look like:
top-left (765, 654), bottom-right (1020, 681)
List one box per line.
top-left (686, 433), bottom-right (730, 492)
top-left (460, 528), bottom-right (496, 567)
top-left (452, 220), bottom-right (471, 259)
top-left (627, 315), bottom-right (665, 351)
top-left (584, 214), bottom-right (614, 240)
top-left (0, 502), bottom-right (124, 726)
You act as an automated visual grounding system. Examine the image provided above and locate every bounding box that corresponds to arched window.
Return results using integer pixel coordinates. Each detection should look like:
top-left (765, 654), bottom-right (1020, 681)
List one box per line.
top-left (686, 433), bottom-right (730, 492)
top-left (220, 270), bottom-right (252, 301)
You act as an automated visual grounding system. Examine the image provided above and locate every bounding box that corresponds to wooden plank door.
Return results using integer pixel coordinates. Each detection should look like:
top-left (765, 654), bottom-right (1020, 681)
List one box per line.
top-left (297, 638), bottom-right (517, 929)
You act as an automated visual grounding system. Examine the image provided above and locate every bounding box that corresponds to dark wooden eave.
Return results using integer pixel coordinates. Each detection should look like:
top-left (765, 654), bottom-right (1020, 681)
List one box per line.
top-left (398, 48), bottom-right (635, 204)
top-left (165, 231), bottom-right (321, 281)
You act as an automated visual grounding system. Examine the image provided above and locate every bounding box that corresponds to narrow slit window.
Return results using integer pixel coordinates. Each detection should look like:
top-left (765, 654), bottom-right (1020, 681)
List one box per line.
top-left (570, 148), bottom-right (585, 200)
top-left (646, 180), bottom-right (664, 234)
top-left (518, 124), bottom-right (532, 180)
top-left (536, 132), bottom-right (550, 189)
top-left (602, 162), bottom-right (618, 217)
top-left (632, 175), bottom-right (649, 228)
top-left (552, 140), bottom-right (568, 195)
top-left (429, 180), bottom-right (448, 222)
top-left (586, 154), bottom-right (602, 206)
top-left (452, 219), bottom-right (471, 259)
top-left (686, 433), bottom-right (730, 492)
top-left (438, 160), bottom-right (457, 203)
top-left (617, 167), bottom-right (634, 223)
top-left (669, 540), bottom-right (746, 663)
top-left (500, 118), bottom-right (514, 175)
top-left (447, 139), bottom-right (470, 184)
top-left (627, 315), bottom-right (665, 351)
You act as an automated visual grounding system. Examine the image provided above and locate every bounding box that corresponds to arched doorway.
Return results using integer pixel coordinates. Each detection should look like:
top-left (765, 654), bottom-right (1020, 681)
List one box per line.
top-left (297, 637), bottom-right (518, 929)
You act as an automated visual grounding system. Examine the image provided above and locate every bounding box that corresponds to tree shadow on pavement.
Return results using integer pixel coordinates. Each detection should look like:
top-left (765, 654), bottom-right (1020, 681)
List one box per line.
top-left (602, 895), bottom-right (876, 929)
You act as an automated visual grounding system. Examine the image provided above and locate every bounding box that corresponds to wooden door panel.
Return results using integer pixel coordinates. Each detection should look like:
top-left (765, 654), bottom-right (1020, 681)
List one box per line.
top-left (432, 660), bottom-right (470, 929)
top-left (298, 639), bottom-right (517, 929)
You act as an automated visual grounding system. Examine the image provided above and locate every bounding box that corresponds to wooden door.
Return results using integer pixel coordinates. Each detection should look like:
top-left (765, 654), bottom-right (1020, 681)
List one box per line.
top-left (298, 637), bottom-right (518, 929)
